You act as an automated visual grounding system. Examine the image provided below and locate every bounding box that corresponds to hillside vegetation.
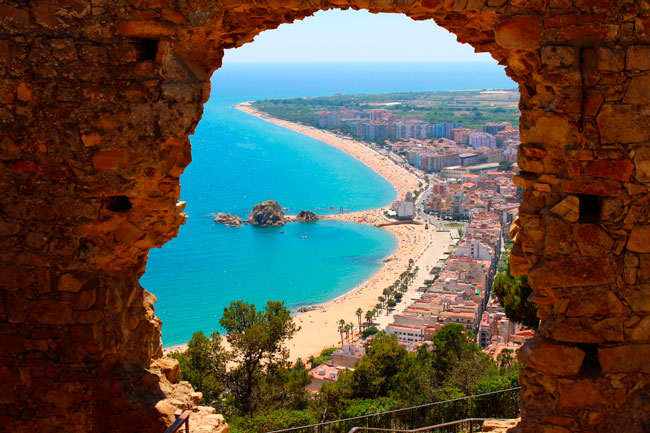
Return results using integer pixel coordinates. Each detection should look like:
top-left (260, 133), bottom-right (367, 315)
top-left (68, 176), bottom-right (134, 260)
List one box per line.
top-left (171, 301), bottom-right (520, 433)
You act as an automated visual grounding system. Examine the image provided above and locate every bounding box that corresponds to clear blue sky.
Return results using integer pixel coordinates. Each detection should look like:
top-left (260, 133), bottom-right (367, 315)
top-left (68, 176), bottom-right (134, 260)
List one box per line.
top-left (223, 10), bottom-right (494, 63)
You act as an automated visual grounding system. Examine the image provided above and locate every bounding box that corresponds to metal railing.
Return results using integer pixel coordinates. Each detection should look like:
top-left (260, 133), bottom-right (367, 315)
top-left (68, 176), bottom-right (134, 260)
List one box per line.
top-left (349, 418), bottom-right (513, 433)
top-left (267, 388), bottom-right (520, 433)
top-left (164, 410), bottom-right (191, 433)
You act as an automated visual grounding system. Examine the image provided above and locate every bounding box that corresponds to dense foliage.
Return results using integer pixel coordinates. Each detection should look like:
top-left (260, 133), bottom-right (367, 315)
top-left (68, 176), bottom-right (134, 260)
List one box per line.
top-left (492, 257), bottom-right (539, 329)
top-left (174, 306), bottom-right (521, 433)
top-left (171, 301), bottom-right (311, 419)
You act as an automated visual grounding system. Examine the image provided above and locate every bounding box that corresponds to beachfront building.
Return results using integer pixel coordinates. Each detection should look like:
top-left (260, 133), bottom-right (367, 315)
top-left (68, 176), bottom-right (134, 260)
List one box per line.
top-left (482, 121), bottom-right (512, 136)
top-left (429, 122), bottom-right (462, 139)
top-left (469, 133), bottom-right (497, 149)
top-left (397, 201), bottom-right (415, 220)
top-left (330, 344), bottom-right (365, 368)
top-left (450, 127), bottom-right (477, 145)
top-left (307, 364), bottom-right (342, 393)
top-left (454, 239), bottom-right (493, 262)
top-left (361, 122), bottom-right (388, 141)
top-left (459, 153), bottom-right (480, 166)
top-left (394, 120), bottom-right (429, 140)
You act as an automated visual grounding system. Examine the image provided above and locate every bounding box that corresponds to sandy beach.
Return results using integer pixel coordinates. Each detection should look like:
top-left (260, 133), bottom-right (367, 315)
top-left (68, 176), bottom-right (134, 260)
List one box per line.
top-left (163, 103), bottom-right (450, 361)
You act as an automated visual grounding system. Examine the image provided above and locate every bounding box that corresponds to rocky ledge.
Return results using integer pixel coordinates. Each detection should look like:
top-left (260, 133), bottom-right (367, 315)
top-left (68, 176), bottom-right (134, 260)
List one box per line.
top-left (248, 200), bottom-right (286, 226)
top-left (214, 213), bottom-right (243, 226)
top-left (149, 357), bottom-right (230, 433)
top-left (295, 210), bottom-right (319, 222)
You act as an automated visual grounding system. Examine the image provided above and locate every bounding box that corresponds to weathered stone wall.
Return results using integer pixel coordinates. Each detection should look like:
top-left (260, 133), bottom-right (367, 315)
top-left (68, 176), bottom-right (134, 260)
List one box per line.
top-left (1, 0), bottom-right (649, 432)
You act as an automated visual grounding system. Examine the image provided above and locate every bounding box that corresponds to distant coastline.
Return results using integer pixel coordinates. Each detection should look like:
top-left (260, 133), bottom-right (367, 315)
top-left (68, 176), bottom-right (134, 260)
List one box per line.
top-left (236, 102), bottom-right (423, 204)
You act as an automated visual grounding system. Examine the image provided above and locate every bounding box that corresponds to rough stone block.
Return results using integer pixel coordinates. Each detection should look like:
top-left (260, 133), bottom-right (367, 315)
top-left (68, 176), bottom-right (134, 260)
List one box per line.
top-left (58, 274), bottom-right (85, 293)
top-left (551, 195), bottom-right (579, 222)
top-left (565, 289), bottom-right (625, 316)
top-left (597, 47), bottom-right (625, 72)
top-left (574, 224), bottom-right (614, 256)
top-left (510, 242), bottom-right (531, 276)
top-left (495, 15), bottom-right (542, 49)
top-left (518, 337), bottom-right (585, 375)
top-left (154, 358), bottom-right (181, 383)
top-left (629, 316), bottom-right (650, 341)
top-left (528, 257), bottom-right (613, 289)
top-left (599, 344), bottom-right (650, 373)
top-left (624, 75), bottom-right (650, 105)
top-left (582, 160), bottom-right (634, 182)
top-left (116, 21), bottom-right (174, 38)
top-left (558, 379), bottom-right (607, 407)
top-left (626, 46), bottom-right (650, 70)
top-left (545, 217), bottom-right (574, 256)
top-left (92, 148), bottom-right (131, 171)
top-left (551, 317), bottom-right (624, 343)
top-left (597, 105), bottom-right (650, 144)
top-left (627, 226), bottom-right (650, 253)
top-left (562, 179), bottom-right (621, 196)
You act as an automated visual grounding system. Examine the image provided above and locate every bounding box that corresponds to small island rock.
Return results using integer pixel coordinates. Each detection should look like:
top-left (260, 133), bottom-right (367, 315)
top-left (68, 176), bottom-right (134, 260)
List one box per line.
top-left (296, 210), bottom-right (319, 222)
top-left (214, 213), bottom-right (243, 226)
top-left (248, 200), bottom-right (286, 226)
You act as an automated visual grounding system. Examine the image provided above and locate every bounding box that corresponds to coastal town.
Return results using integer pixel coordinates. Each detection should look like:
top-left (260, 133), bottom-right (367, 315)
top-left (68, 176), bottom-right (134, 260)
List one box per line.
top-left (238, 95), bottom-right (531, 392)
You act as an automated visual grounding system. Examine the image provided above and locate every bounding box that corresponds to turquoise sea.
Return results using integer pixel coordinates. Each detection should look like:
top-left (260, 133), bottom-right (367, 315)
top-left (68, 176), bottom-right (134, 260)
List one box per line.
top-left (140, 62), bottom-right (515, 347)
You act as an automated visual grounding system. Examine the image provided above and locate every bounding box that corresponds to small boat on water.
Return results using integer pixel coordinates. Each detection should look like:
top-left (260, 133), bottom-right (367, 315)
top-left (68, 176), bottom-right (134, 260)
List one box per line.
top-left (302, 235), bottom-right (308, 239)
top-left (280, 230), bottom-right (284, 233)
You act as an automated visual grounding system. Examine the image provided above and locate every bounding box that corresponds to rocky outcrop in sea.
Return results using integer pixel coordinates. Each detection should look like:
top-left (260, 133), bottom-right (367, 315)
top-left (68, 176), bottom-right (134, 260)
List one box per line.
top-left (213, 213), bottom-right (243, 226)
top-left (248, 200), bottom-right (286, 226)
top-left (296, 210), bottom-right (319, 222)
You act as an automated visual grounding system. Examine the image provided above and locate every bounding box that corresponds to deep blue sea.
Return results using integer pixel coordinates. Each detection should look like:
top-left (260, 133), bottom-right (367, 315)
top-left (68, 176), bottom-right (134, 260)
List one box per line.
top-left (140, 62), bottom-right (515, 347)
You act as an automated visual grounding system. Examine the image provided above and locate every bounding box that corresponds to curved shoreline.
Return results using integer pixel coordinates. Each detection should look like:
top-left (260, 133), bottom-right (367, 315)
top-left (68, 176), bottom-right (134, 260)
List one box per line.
top-left (163, 102), bottom-right (443, 361)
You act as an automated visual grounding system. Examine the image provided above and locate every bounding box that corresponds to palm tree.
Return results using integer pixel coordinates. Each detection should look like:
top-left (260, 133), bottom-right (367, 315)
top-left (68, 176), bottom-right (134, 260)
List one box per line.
top-left (356, 308), bottom-right (363, 331)
top-left (378, 296), bottom-right (385, 308)
top-left (349, 322), bottom-right (354, 342)
top-left (337, 319), bottom-right (345, 347)
top-left (365, 310), bottom-right (374, 326)
top-left (375, 302), bottom-right (382, 312)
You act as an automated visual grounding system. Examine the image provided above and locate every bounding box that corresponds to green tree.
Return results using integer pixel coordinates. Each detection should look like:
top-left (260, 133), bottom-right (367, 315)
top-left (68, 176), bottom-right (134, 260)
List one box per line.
top-left (218, 300), bottom-right (300, 415)
top-left (338, 319), bottom-right (346, 347)
top-left (492, 257), bottom-right (539, 329)
top-left (170, 331), bottom-right (224, 405)
top-left (313, 347), bottom-right (338, 366)
top-left (361, 326), bottom-right (379, 339)
top-left (230, 408), bottom-right (317, 433)
top-left (431, 323), bottom-right (480, 374)
top-left (442, 353), bottom-right (496, 395)
top-left (348, 333), bottom-right (408, 398)
top-left (356, 308), bottom-right (363, 331)
top-left (365, 310), bottom-right (374, 326)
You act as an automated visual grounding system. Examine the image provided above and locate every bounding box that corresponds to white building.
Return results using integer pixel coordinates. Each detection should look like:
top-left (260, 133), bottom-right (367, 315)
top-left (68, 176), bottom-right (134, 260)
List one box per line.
top-left (469, 133), bottom-right (497, 149)
top-left (397, 201), bottom-right (415, 220)
top-left (454, 239), bottom-right (493, 262)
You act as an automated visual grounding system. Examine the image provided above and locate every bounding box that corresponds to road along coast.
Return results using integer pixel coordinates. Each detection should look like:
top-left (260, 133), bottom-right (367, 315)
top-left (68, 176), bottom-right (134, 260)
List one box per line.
top-left (233, 102), bottom-right (451, 362)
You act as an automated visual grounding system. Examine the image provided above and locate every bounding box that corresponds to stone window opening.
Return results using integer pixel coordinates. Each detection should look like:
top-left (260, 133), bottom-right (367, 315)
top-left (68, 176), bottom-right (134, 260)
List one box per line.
top-left (578, 194), bottom-right (600, 224)
top-left (103, 195), bottom-right (133, 213)
top-left (134, 38), bottom-right (159, 62)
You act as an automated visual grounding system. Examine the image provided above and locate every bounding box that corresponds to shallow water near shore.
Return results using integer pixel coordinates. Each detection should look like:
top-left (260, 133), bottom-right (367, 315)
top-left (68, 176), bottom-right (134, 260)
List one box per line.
top-left (140, 62), bottom-right (515, 347)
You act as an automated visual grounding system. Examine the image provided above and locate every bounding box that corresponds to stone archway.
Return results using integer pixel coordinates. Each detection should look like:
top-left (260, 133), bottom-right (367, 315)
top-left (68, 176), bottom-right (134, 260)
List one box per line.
top-left (1, 1), bottom-right (650, 432)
